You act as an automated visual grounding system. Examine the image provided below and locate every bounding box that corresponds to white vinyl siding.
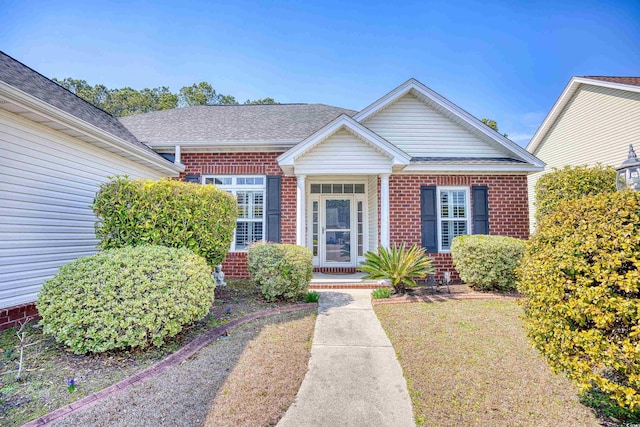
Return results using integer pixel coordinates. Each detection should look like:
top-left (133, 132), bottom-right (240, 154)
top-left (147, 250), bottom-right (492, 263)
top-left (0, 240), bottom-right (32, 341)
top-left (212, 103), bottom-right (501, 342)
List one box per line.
top-left (295, 129), bottom-right (392, 175)
top-left (363, 93), bottom-right (506, 158)
top-left (0, 110), bottom-right (166, 310)
top-left (528, 85), bottom-right (640, 231)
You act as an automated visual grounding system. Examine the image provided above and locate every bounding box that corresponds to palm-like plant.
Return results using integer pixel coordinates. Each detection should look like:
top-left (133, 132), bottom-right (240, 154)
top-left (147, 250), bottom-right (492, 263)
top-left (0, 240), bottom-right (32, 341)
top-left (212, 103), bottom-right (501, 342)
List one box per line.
top-left (359, 243), bottom-right (435, 294)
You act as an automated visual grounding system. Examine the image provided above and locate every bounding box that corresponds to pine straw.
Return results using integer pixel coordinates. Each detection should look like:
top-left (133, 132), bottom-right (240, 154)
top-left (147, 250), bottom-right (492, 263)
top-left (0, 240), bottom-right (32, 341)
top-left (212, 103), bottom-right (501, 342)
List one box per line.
top-left (375, 300), bottom-right (600, 427)
top-left (204, 311), bottom-right (315, 427)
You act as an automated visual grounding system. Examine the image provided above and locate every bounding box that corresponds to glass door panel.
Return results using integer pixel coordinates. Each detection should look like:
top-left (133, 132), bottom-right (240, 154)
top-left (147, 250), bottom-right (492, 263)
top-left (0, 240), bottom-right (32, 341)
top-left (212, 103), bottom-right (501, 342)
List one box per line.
top-left (324, 199), bottom-right (351, 264)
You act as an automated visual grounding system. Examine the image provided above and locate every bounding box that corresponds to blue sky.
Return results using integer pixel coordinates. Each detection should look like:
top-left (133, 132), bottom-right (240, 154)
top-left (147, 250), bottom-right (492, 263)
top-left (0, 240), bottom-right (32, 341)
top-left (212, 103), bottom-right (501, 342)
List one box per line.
top-left (1, 0), bottom-right (639, 146)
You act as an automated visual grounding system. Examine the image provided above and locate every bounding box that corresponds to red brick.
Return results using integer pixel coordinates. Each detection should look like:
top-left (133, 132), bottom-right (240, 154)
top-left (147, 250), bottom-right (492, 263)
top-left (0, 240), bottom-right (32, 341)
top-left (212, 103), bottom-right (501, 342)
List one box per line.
top-left (179, 153), bottom-right (530, 281)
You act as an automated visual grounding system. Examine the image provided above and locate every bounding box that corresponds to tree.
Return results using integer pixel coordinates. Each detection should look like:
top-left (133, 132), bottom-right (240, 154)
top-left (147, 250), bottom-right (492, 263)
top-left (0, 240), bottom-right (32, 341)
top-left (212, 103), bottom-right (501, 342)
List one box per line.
top-left (53, 77), bottom-right (276, 116)
top-left (244, 97), bottom-right (278, 105)
top-left (53, 78), bottom-right (109, 110)
top-left (481, 118), bottom-right (508, 138)
top-left (178, 82), bottom-right (238, 106)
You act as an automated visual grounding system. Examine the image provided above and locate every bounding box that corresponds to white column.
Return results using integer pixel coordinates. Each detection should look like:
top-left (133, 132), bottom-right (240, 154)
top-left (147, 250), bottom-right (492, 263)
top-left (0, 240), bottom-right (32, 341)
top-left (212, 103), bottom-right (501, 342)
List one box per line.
top-left (174, 145), bottom-right (181, 164)
top-left (296, 175), bottom-right (306, 246)
top-left (380, 174), bottom-right (390, 249)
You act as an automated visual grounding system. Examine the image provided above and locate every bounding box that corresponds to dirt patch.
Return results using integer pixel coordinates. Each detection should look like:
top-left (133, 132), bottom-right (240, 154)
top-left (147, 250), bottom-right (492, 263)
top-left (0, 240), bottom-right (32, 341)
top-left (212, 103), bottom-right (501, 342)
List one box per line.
top-left (204, 311), bottom-right (315, 426)
top-left (52, 309), bottom-right (315, 427)
top-left (375, 300), bottom-right (600, 426)
top-left (0, 279), bottom-right (301, 427)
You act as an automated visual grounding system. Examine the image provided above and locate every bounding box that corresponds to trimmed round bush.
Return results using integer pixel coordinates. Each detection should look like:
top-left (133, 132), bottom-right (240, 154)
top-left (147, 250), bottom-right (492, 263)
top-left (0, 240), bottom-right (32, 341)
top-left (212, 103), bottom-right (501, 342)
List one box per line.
top-left (37, 245), bottom-right (215, 354)
top-left (451, 235), bottom-right (525, 292)
top-left (535, 164), bottom-right (616, 223)
top-left (247, 243), bottom-right (313, 302)
top-left (92, 176), bottom-right (238, 267)
top-left (518, 191), bottom-right (640, 411)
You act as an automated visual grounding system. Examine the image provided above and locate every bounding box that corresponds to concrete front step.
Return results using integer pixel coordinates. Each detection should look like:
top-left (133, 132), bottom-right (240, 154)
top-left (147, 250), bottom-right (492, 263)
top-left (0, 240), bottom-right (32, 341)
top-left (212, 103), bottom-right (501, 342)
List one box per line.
top-left (310, 282), bottom-right (391, 289)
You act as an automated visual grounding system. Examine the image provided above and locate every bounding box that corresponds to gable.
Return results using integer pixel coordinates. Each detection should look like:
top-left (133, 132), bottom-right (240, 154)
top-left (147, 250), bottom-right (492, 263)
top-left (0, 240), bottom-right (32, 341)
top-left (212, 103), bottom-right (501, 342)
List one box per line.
top-left (294, 128), bottom-right (392, 175)
top-left (362, 93), bottom-right (507, 158)
top-left (535, 84), bottom-right (640, 167)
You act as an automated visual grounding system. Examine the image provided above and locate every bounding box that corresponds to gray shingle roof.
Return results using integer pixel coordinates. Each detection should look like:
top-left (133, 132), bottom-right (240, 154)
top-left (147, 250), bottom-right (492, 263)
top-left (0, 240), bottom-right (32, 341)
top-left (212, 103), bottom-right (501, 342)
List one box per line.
top-left (0, 51), bottom-right (153, 153)
top-left (119, 104), bottom-right (357, 143)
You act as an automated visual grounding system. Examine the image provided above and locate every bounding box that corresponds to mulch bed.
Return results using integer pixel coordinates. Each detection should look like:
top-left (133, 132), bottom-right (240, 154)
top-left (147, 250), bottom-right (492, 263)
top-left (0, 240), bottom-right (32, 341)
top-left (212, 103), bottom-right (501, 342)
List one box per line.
top-left (26, 304), bottom-right (315, 427)
top-left (0, 280), bottom-right (309, 427)
top-left (372, 284), bottom-right (519, 305)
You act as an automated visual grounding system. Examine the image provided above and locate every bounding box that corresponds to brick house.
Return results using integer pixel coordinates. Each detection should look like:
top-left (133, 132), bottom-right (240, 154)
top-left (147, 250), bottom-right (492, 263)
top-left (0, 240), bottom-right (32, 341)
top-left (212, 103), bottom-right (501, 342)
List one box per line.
top-left (0, 50), bottom-right (543, 329)
top-left (122, 79), bottom-right (544, 279)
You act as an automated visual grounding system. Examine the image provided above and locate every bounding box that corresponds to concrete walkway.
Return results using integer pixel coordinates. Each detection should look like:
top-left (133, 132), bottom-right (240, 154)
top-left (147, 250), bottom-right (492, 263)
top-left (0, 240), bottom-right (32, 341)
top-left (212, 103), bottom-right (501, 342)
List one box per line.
top-left (278, 289), bottom-right (415, 427)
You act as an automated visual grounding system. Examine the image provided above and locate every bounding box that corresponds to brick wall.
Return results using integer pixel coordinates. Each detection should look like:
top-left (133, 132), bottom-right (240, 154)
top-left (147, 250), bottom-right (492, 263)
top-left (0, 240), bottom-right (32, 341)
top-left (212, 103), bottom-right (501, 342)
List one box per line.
top-left (0, 303), bottom-right (40, 331)
top-left (180, 152), bottom-right (295, 278)
top-left (388, 174), bottom-right (529, 281)
top-left (179, 153), bottom-right (531, 281)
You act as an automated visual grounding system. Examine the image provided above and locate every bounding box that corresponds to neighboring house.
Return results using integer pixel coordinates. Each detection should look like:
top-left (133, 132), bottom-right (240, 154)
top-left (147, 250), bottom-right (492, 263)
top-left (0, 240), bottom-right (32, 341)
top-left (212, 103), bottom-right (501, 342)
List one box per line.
top-left (122, 79), bottom-right (543, 278)
top-left (0, 52), bottom-right (183, 329)
top-left (526, 76), bottom-right (640, 231)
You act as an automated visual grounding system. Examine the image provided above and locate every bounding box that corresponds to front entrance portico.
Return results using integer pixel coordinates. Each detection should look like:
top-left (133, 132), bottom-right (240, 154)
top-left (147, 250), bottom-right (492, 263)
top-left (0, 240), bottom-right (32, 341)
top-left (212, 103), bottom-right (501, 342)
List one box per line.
top-left (278, 115), bottom-right (410, 268)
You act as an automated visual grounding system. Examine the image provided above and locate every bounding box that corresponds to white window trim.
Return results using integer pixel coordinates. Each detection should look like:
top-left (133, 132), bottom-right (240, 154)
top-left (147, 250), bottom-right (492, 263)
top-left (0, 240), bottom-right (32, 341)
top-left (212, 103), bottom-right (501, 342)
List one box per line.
top-left (202, 175), bottom-right (266, 252)
top-left (436, 186), bottom-right (471, 253)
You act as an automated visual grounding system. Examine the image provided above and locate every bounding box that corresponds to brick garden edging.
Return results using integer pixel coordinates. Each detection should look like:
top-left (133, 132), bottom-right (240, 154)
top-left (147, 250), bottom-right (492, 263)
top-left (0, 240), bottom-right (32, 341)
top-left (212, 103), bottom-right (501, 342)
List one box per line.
top-left (371, 292), bottom-right (519, 305)
top-left (22, 303), bottom-right (317, 427)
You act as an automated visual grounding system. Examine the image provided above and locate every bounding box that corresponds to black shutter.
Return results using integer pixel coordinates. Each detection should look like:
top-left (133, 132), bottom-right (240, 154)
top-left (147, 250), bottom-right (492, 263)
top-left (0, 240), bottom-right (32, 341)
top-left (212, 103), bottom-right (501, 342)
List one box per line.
top-left (420, 186), bottom-right (438, 253)
top-left (265, 175), bottom-right (281, 243)
top-left (185, 174), bottom-right (201, 184)
top-left (472, 186), bottom-right (489, 235)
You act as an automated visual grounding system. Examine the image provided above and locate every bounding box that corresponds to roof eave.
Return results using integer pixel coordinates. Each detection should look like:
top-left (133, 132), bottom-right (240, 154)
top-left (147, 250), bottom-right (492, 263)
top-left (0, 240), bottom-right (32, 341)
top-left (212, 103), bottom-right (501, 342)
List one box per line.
top-left (0, 81), bottom-right (183, 175)
top-left (148, 139), bottom-right (301, 152)
top-left (401, 163), bottom-right (544, 173)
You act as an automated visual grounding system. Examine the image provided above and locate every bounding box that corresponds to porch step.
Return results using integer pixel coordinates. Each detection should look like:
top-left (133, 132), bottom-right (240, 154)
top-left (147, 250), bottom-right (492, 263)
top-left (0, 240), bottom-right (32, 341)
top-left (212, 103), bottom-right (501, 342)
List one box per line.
top-left (309, 282), bottom-right (391, 290)
top-left (309, 273), bottom-right (390, 289)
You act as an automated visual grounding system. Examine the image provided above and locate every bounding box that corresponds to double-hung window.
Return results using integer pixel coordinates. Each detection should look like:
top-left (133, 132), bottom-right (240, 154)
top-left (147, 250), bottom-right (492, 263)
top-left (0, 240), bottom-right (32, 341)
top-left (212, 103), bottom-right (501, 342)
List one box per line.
top-left (437, 187), bottom-right (470, 251)
top-left (203, 175), bottom-right (265, 251)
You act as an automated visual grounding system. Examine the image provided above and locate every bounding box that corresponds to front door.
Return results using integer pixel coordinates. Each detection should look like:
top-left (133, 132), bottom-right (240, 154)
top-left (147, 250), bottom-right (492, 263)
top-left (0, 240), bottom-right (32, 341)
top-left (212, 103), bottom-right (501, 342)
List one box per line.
top-left (322, 198), bottom-right (354, 266)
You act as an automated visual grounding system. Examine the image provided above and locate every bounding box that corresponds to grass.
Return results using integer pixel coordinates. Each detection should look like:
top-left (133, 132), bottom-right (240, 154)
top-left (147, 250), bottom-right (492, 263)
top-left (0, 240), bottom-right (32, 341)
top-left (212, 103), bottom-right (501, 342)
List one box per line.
top-left (205, 310), bottom-right (315, 426)
top-left (0, 279), bottom-right (307, 427)
top-left (374, 300), bottom-right (600, 426)
top-left (305, 291), bottom-right (320, 303)
top-left (371, 287), bottom-right (392, 299)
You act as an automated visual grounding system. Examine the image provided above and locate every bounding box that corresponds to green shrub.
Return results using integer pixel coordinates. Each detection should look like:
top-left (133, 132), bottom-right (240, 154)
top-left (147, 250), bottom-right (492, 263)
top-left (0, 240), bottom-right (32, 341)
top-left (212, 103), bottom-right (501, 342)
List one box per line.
top-left (535, 164), bottom-right (616, 222)
top-left (451, 235), bottom-right (525, 292)
top-left (247, 243), bottom-right (313, 302)
top-left (305, 291), bottom-right (320, 303)
top-left (371, 288), bottom-right (392, 299)
top-left (37, 245), bottom-right (215, 354)
top-left (517, 191), bottom-right (640, 411)
top-left (92, 176), bottom-right (238, 267)
top-left (359, 244), bottom-right (434, 294)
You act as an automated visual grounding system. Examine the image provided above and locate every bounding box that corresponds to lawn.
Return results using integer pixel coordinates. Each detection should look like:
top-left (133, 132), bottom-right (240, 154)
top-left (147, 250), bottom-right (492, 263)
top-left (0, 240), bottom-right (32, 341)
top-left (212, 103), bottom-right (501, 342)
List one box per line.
top-left (0, 279), bottom-right (308, 426)
top-left (374, 299), bottom-right (600, 426)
